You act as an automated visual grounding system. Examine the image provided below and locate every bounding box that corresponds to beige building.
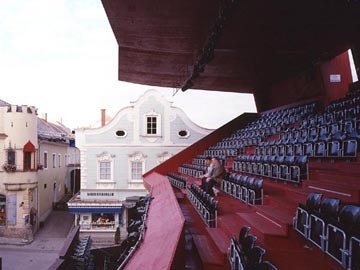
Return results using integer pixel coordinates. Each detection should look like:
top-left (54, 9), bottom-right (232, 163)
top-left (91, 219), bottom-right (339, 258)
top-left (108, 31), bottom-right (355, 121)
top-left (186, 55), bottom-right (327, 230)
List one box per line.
top-left (0, 99), bottom-right (79, 239)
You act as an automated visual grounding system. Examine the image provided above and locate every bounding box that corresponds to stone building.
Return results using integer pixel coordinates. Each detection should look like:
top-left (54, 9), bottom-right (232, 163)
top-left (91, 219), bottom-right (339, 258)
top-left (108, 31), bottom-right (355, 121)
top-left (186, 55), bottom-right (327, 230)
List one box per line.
top-left (0, 99), bottom-right (78, 239)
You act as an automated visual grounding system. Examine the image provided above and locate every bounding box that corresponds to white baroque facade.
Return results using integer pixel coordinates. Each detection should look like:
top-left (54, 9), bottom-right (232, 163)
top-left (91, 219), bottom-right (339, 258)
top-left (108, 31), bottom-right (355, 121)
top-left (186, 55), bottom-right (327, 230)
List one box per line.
top-left (68, 89), bottom-right (213, 233)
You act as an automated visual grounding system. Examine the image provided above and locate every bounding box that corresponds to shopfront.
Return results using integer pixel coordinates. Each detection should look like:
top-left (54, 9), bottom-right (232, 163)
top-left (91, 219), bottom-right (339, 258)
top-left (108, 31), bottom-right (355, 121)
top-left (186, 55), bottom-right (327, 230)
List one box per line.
top-left (68, 204), bottom-right (123, 232)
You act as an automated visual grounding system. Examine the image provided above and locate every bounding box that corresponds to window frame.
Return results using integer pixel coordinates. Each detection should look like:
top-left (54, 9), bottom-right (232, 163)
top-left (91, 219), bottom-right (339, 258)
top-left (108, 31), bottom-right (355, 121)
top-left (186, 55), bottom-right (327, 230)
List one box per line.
top-left (97, 152), bottom-right (115, 182)
top-left (52, 153), bottom-right (56, 168)
top-left (58, 154), bottom-right (61, 168)
top-left (7, 149), bottom-right (16, 165)
top-left (143, 110), bottom-right (161, 137)
top-left (43, 152), bottom-right (48, 169)
top-left (128, 152), bottom-right (146, 182)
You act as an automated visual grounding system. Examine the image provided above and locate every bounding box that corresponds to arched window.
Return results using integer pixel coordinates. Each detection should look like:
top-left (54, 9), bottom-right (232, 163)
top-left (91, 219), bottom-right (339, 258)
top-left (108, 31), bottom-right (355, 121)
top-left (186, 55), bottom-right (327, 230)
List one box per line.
top-left (23, 141), bottom-right (36, 171)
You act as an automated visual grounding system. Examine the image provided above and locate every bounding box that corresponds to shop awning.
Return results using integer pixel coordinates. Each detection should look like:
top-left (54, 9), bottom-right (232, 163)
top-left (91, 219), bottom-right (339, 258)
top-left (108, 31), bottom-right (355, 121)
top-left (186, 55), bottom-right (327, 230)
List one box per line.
top-left (68, 206), bottom-right (122, 214)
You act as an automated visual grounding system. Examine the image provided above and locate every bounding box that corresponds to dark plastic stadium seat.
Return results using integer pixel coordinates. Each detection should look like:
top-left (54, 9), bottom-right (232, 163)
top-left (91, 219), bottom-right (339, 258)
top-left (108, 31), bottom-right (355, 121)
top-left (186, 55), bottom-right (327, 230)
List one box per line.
top-left (241, 177), bottom-right (255, 204)
top-left (294, 193), bottom-right (322, 238)
top-left (240, 234), bottom-right (257, 263)
top-left (255, 261), bottom-right (278, 270)
top-left (279, 155), bottom-right (295, 181)
top-left (294, 143), bottom-right (304, 156)
top-left (342, 139), bottom-right (357, 159)
top-left (289, 155), bottom-right (308, 183)
top-left (326, 205), bottom-right (360, 267)
top-left (349, 236), bottom-right (360, 270)
top-left (245, 245), bottom-right (266, 270)
top-left (314, 141), bottom-right (327, 158)
top-left (239, 226), bottom-right (251, 247)
top-left (303, 142), bottom-right (314, 157)
top-left (309, 197), bottom-right (341, 250)
top-left (248, 178), bottom-right (263, 205)
top-left (343, 120), bottom-right (355, 134)
top-left (228, 236), bottom-right (244, 270)
top-left (271, 155), bottom-right (284, 179)
top-left (327, 140), bottom-right (341, 158)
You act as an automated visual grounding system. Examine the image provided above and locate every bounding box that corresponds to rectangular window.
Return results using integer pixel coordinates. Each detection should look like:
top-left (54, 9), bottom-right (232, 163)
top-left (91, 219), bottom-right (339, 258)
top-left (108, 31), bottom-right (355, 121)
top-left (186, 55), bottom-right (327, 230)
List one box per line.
top-left (147, 116), bottom-right (157, 134)
top-left (58, 154), bottom-right (61, 168)
top-left (52, 154), bottom-right (56, 168)
top-left (7, 150), bottom-right (16, 165)
top-left (99, 161), bottom-right (111, 180)
top-left (131, 161), bottom-right (143, 180)
top-left (44, 152), bottom-right (48, 169)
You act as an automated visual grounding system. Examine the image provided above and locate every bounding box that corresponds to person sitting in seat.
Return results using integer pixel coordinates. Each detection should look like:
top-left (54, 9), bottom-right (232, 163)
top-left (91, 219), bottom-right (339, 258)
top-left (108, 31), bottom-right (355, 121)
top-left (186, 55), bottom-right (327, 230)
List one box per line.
top-left (199, 156), bottom-right (213, 190)
top-left (210, 157), bottom-right (226, 196)
top-left (200, 157), bottom-right (225, 196)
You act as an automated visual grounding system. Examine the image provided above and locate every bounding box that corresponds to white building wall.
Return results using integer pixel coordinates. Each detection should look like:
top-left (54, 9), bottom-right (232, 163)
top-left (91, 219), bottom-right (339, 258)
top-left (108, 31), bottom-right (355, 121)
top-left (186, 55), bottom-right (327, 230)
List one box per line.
top-left (75, 90), bottom-right (213, 201)
top-left (0, 104), bottom-right (38, 238)
top-left (37, 141), bottom-right (73, 223)
top-left (0, 102), bottom-right (75, 238)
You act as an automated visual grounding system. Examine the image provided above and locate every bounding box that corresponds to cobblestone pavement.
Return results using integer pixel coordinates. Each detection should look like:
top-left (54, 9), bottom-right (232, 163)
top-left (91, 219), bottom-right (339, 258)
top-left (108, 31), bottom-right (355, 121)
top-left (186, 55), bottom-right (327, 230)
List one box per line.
top-left (0, 210), bottom-right (74, 270)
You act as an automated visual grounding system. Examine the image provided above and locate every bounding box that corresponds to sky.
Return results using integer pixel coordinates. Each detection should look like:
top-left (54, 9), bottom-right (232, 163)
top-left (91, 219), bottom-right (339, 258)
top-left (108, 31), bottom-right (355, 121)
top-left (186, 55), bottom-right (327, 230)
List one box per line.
top-left (0, 0), bottom-right (257, 130)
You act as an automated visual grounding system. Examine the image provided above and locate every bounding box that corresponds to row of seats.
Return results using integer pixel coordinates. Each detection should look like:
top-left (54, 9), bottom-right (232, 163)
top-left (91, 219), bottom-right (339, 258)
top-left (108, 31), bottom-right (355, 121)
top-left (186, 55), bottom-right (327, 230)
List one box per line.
top-left (233, 155), bottom-right (308, 184)
top-left (167, 172), bottom-right (187, 190)
top-left (178, 163), bottom-right (204, 178)
top-left (199, 102), bottom-right (317, 165)
top-left (115, 195), bottom-right (152, 269)
top-left (206, 102), bottom-right (317, 156)
top-left (325, 94), bottom-right (360, 114)
top-left (71, 235), bottom-right (92, 258)
top-left (260, 138), bottom-right (357, 160)
top-left (187, 183), bottom-right (218, 227)
top-left (286, 119), bottom-right (360, 141)
top-left (193, 154), bottom-right (208, 166)
top-left (246, 102), bottom-right (316, 131)
top-left (256, 124), bottom-right (359, 160)
top-left (205, 143), bottom-right (242, 157)
top-left (228, 226), bottom-right (278, 270)
top-left (70, 235), bottom-right (94, 270)
top-left (293, 193), bottom-right (360, 269)
top-left (221, 173), bottom-right (263, 205)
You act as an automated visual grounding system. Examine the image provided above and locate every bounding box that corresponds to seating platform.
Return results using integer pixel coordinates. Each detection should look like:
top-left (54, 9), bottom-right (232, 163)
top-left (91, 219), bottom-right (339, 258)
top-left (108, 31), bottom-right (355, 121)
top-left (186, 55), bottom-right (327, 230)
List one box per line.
top-left (192, 234), bottom-right (226, 267)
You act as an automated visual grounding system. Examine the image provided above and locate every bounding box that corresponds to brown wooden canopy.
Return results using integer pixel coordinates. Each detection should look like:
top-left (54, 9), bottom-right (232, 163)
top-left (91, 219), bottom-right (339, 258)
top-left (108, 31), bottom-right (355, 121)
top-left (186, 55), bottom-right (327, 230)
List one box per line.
top-left (101, 0), bottom-right (360, 108)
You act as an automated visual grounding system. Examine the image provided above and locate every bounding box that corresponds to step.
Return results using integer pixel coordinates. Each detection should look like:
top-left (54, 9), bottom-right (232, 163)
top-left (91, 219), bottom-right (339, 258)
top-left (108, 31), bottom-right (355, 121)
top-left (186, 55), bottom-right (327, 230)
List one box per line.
top-left (217, 212), bottom-right (247, 239)
top-left (310, 158), bottom-right (360, 175)
top-left (192, 234), bottom-right (225, 267)
top-left (310, 169), bottom-right (360, 186)
top-left (254, 205), bottom-right (294, 225)
top-left (206, 227), bottom-right (231, 255)
top-left (303, 180), bottom-right (360, 204)
top-left (236, 211), bottom-right (288, 245)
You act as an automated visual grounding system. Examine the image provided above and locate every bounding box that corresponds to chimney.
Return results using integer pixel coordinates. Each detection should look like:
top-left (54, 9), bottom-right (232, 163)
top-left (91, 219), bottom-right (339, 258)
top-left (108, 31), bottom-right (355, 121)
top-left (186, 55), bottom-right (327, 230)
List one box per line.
top-left (101, 109), bottom-right (106, 127)
top-left (44, 113), bottom-right (47, 122)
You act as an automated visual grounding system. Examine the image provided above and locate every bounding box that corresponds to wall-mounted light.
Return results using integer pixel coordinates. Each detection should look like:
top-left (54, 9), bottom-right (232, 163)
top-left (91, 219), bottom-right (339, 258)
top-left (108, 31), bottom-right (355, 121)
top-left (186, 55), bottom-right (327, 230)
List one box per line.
top-left (19, 202), bottom-right (24, 207)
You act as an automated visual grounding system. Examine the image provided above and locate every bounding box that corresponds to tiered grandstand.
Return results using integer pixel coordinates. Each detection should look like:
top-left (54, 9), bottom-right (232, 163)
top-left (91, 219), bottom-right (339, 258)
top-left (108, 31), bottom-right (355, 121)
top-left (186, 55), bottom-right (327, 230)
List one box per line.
top-left (118, 83), bottom-right (359, 270)
top-left (97, 1), bottom-right (360, 269)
